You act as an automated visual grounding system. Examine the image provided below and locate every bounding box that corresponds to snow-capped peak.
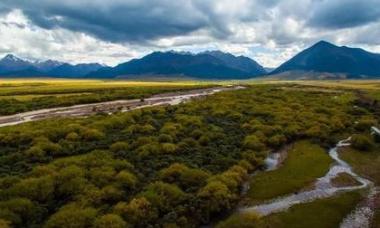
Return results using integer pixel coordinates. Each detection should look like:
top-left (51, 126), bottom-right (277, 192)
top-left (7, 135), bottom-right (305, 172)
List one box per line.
top-left (2, 54), bottom-right (24, 62)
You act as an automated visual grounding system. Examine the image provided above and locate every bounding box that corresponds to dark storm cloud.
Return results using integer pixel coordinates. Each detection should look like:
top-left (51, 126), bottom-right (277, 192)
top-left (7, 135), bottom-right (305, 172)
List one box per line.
top-left (1, 0), bottom-right (380, 47)
top-left (0, 0), bottom-right (286, 44)
top-left (308, 0), bottom-right (380, 29)
top-left (0, 0), bottom-right (219, 43)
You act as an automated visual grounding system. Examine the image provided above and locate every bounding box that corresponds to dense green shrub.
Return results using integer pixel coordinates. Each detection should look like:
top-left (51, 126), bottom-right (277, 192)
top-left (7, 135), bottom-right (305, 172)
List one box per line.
top-left (351, 134), bottom-right (373, 151)
top-left (0, 85), bottom-right (369, 227)
top-left (93, 214), bottom-right (127, 228)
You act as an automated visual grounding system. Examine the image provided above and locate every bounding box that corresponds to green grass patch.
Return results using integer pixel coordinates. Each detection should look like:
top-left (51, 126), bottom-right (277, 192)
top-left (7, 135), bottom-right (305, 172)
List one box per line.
top-left (247, 141), bottom-right (333, 203)
top-left (340, 145), bottom-right (380, 186)
top-left (331, 173), bottom-right (361, 188)
top-left (218, 191), bottom-right (363, 228)
top-left (216, 212), bottom-right (261, 228)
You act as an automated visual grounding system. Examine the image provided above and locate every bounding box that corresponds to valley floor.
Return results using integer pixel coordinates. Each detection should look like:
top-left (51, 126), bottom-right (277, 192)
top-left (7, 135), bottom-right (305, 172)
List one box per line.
top-left (0, 86), bottom-right (242, 127)
top-left (0, 79), bottom-right (379, 228)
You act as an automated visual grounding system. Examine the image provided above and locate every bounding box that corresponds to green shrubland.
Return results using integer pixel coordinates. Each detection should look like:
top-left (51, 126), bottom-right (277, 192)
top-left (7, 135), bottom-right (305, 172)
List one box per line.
top-left (0, 84), bottom-right (376, 227)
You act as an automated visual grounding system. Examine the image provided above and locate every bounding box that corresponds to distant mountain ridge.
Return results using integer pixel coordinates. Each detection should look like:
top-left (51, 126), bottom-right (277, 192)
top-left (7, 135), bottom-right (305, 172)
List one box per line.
top-left (0, 54), bottom-right (103, 77)
top-left (48, 63), bottom-right (104, 77)
top-left (271, 41), bottom-right (380, 78)
top-left (0, 54), bottom-right (33, 74)
top-left (202, 51), bottom-right (265, 75)
top-left (89, 51), bottom-right (266, 79)
top-left (35, 60), bottom-right (65, 72)
top-left (3, 41), bottom-right (380, 79)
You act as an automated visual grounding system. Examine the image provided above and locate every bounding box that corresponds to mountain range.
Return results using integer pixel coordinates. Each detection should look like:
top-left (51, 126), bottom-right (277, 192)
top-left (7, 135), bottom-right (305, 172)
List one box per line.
top-left (89, 51), bottom-right (266, 79)
top-left (271, 41), bottom-right (380, 78)
top-left (0, 55), bottom-right (103, 77)
top-left (1, 41), bottom-right (380, 79)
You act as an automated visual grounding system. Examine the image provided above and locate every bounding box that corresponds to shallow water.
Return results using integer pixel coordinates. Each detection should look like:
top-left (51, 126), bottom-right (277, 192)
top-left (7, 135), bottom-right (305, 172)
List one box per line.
top-left (264, 153), bottom-right (282, 171)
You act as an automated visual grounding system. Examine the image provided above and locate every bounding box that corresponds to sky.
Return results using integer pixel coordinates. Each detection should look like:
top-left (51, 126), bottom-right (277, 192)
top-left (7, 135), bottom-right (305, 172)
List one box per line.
top-left (0, 0), bottom-right (380, 68)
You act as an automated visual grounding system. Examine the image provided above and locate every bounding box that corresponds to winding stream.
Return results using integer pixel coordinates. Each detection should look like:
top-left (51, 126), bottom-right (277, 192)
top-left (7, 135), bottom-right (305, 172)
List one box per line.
top-left (240, 137), bottom-right (378, 228)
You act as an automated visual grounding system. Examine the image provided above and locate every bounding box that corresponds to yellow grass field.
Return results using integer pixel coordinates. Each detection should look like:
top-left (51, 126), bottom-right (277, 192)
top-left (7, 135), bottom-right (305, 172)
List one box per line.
top-left (0, 78), bottom-right (216, 95)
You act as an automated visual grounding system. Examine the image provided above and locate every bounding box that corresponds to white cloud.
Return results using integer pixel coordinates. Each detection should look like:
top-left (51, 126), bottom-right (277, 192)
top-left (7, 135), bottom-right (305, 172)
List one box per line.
top-left (1, 0), bottom-right (380, 68)
top-left (0, 10), bottom-right (142, 66)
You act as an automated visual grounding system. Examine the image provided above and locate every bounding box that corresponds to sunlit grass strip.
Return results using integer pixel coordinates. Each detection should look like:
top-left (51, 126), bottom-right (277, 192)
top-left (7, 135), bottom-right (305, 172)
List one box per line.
top-left (0, 93), bottom-right (94, 101)
top-left (0, 79), bottom-right (218, 95)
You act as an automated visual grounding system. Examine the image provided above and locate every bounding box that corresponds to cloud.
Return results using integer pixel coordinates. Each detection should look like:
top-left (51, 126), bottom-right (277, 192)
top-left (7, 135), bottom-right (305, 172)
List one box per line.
top-left (3, 0), bottom-right (380, 46)
top-left (0, 0), bottom-right (218, 43)
top-left (308, 0), bottom-right (380, 29)
top-left (0, 0), bottom-right (286, 44)
top-left (1, 0), bottom-right (380, 68)
top-left (0, 10), bottom-right (145, 66)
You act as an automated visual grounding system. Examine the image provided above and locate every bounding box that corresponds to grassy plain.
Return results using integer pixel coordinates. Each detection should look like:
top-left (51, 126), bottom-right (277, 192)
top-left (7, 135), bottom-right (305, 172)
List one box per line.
top-left (0, 79), bottom-right (215, 115)
top-left (254, 80), bottom-right (380, 90)
top-left (0, 79), bottom-right (380, 227)
top-left (341, 145), bottom-right (380, 188)
top-left (0, 78), bottom-right (216, 96)
top-left (246, 141), bottom-right (333, 203)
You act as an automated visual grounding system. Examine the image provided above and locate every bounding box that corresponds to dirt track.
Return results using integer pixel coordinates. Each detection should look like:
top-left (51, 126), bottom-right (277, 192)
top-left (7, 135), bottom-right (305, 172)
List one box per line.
top-left (0, 86), bottom-right (244, 128)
